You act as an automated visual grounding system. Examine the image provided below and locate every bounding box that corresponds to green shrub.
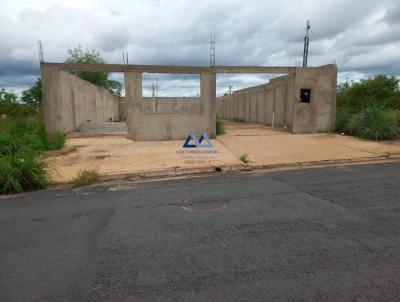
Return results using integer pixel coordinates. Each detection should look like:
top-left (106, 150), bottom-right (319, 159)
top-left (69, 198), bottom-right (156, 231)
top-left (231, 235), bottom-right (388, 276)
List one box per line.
top-left (72, 169), bottom-right (100, 187)
top-left (239, 153), bottom-right (250, 164)
top-left (0, 117), bottom-right (48, 156)
top-left (216, 114), bottom-right (225, 135)
top-left (48, 133), bottom-right (66, 150)
top-left (0, 89), bottom-right (38, 118)
top-left (337, 75), bottom-right (400, 110)
top-left (0, 116), bottom-right (63, 194)
top-left (233, 117), bottom-right (245, 123)
top-left (335, 107), bottom-right (353, 133)
top-left (346, 106), bottom-right (398, 140)
top-left (0, 151), bottom-right (49, 194)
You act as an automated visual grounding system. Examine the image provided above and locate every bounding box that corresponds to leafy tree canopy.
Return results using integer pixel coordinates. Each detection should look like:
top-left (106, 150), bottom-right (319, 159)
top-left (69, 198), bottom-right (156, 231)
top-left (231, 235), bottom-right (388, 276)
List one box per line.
top-left (0, 89), bottom-right (37, 117)
top-left (337, 75), bottom-right (400, 110)
top-left (65, 46), bottom-right (122, 97)
top-left (21, 78), bottom-right (42, 106)
top-left (0, 88), bottom-right (18, 103)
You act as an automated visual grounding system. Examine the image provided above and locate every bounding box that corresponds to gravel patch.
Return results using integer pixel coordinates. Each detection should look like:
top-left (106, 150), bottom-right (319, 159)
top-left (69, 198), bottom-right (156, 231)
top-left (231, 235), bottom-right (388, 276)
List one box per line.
top-left (77, 122), bottom-right (127, 133)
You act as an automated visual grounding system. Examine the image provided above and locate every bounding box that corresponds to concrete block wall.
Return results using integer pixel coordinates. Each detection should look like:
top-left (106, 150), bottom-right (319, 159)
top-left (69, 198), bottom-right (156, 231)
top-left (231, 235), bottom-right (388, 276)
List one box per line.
top-left (292, 65), bottom-right (337, 133)
top-left (41, 63), bottom-right (336, 141)
top-left (41, 66), bottom-right (119, 137)
top-left (125, 71), bottom-right (216, 141)
top-left (217, 65), bottom-right (337, 133)
top-left (217, 74), bottom-right (295, 128)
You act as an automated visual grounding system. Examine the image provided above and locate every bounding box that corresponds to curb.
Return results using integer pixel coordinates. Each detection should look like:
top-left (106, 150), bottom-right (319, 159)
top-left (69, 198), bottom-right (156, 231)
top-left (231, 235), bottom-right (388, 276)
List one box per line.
top-left (90, 152), bottom-right (400, 184)
top-left (100, 163), bottom-right (245, 181)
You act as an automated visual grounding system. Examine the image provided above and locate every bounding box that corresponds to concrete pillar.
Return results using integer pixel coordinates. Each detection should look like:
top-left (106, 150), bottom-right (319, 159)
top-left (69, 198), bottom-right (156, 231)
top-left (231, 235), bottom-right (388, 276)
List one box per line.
top-left (124, 71), bottom-right (142, 139)
top-left (41, 64), bottom-right (62, 141)
top-left (200, 72), bottom-right (216, 138)
top-left (292, 65), bottom-right (337, 133)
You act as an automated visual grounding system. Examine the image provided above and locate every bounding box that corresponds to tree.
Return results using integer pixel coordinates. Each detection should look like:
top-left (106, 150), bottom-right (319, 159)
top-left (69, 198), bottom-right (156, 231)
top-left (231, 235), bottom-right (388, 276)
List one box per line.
top-left (0, 88), bottom-right (36, 117)
top-left (21, 78), bottom-right (42, 106)
top-left (65, 46), bottom-right (122, 97)
top-left (337, 75), bottom-right (400, 110)
top-left (0, 88), bottom-right (17, 103)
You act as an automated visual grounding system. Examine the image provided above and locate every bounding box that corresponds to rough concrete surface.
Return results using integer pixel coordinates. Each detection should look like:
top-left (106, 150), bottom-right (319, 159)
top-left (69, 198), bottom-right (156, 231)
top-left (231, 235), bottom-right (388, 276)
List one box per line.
top-left (1, 163), bottom-right (400, 301)
top-left (46, 121), bottom-right (400, 183)
top-left (41, 63), bottom-right (336, 140)
top-left (47, 134), bottom-right (239, 183)
top-left (218, 122), bottom-right (400, 166)
top-left (77, 122), bottom-right (127, 134)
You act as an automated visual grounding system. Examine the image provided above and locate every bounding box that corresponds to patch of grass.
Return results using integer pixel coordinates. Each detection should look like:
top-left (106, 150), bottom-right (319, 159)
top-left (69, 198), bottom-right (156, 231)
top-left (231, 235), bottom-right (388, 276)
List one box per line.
top-left (239, 153), bottom-right (250, 164)
top-left (0, 150), bottom-right (49, 194)
top-left (346, 105), bottom-right (398, 141)
top-left (233, 117), bottom-right (245, 123)
top-left (216, 114), bottom-right (225, 135)
top-left (48, 133), bottom-right (66, 150)
top-left (71, 169), bottom-right (100, 187)
top-left (0, 115), bottom-right (63, 194)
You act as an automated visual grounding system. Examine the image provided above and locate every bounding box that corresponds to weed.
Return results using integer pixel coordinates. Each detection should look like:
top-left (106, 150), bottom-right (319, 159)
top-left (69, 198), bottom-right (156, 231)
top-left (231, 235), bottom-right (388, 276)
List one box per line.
top-left (233, 117), bottom-right (245, 123)
top-left (216, 114), bottom-right (225, 135)
top-left (239, 153), bottom-right (250, 164)
top-left (0, 116), bottom-right (63, 194)
top-left (335, 107), bottom-right (353, 133)
top-left (348, 105), bottom-right (398, 140)
top-left (48, 133), bottom-right (66, 150)
top-left (0, 150), bottom-right (49, 194)
top-left (71, 169), bottom-right (100, 187)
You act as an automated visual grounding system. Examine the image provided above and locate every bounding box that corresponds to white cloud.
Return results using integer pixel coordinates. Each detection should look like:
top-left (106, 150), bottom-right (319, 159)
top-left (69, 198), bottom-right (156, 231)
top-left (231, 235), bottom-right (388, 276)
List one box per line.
top-left (0, 0), bottom-right (399, 95)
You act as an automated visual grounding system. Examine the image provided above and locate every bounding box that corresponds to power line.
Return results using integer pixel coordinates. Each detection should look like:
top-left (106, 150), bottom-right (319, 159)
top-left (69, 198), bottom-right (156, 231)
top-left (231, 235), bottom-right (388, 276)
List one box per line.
top-left (302, 20), bottom-right (310, 67)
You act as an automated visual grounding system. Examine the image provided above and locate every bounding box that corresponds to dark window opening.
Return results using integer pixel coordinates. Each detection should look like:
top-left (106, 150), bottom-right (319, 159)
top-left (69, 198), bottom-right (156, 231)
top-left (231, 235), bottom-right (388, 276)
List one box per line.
top-left (300, 88), bottom-right (311, 103)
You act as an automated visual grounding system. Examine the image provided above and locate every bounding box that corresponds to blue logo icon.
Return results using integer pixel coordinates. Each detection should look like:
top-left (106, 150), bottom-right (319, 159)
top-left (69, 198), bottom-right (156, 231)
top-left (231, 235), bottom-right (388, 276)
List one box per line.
top-left (183, 133), bottom-right (213, 148)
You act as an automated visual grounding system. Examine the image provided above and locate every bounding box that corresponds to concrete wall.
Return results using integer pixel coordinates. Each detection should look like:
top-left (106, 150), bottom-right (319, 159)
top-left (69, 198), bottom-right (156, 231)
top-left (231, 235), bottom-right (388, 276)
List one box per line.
top-left (41, 67), bottom-right (119, 137)
top-left (217, 65), bottom-right (337, 133)
top-left (217, 74), bottom-right (295, 128)
top-left (292, 65), bottom-right (337, 133)
top-left (125, 71), bottom-right (216, 141)
top-left (119, 97), bottom-right (199, 118)
top-left (119, 98), bottom-right (128, 119)
top-left (41, 63), bottom-right (336, 141)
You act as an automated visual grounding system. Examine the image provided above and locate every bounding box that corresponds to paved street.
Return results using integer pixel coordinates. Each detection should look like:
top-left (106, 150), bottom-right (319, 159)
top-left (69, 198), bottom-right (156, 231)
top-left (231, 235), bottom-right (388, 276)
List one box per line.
top-left (1, 162), bottom-right (400, 301)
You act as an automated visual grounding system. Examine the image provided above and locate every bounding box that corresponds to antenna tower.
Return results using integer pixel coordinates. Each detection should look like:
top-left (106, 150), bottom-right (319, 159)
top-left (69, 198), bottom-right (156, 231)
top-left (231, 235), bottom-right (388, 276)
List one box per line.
top-left (38, 41), bottom-right (44, 63)
top-left (302, 20), bottom-right (310, 67)
top-left (123, 52), bottom-right (129, 64)
top-left (210, 32), bottom-right (215, 67)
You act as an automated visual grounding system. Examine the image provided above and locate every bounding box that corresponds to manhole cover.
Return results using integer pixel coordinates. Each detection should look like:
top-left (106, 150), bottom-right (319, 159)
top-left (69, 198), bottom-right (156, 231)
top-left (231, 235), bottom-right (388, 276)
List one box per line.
top-left (182, 199), bottom-right (227, 211)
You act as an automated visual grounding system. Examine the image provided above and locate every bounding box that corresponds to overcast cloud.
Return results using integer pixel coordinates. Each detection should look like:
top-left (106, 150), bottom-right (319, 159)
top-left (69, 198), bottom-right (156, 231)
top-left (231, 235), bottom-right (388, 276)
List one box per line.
top-left (0, 0), bottom-right (399, 96)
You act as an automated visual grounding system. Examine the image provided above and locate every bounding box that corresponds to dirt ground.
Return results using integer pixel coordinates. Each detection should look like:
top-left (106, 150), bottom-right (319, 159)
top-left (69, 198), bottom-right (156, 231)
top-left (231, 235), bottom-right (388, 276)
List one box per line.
top-left (46, 121), bottom-right (400, 183)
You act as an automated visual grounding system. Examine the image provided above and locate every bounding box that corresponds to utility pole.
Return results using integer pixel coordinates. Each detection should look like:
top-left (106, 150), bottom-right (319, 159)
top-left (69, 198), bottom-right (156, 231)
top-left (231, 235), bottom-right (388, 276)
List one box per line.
top-left (302, 20), bottom-right (311, 67)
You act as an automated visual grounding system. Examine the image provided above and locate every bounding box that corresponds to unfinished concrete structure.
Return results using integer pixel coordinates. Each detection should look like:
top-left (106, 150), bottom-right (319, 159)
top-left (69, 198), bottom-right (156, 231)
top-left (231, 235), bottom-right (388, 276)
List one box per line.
top-left (41, 65), bottom-right (119, 136)
top-left (217, 65), bottom-right (337, 133)
top-left (41, 63), bottom-right (337, 141)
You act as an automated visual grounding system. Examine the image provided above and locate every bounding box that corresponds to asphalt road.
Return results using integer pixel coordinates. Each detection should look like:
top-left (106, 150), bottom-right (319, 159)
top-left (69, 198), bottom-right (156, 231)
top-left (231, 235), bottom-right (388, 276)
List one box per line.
top-left (1, 162), bottom-right (400, 301)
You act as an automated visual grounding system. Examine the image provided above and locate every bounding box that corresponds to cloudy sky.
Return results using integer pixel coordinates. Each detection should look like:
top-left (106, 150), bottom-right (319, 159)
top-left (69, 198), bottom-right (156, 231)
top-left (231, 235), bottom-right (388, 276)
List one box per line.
top-left (0, 0), bottom-right (399, 96)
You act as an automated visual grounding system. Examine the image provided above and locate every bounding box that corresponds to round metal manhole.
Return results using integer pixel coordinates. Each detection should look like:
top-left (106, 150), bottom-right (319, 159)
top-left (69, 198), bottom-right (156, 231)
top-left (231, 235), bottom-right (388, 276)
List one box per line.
top-left (182, 199), bottom-right (228, 211)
